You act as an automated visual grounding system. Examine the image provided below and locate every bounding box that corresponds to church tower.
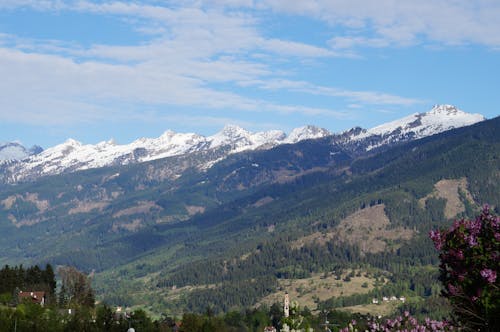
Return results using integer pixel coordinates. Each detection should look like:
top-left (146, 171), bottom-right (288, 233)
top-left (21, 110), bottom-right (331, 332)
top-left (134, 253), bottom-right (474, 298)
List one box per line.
top-left (284, 292), bottom-right (289, 318)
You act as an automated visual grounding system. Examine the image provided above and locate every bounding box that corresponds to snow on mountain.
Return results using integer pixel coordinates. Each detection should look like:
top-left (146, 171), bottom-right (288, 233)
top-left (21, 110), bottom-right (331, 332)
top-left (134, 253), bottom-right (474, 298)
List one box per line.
top-left (285, 125), bottom-right (332, 144)
top-left (19, 132), bottom-right (208, 176)
top-left (4, 125), bottom-right (329, 182)
top-left (208, 125), bottom-right (287, 151)
top-left (351, 104), bottom-right (485, 150)
top-left (1, 105), bottom-right (484, 183)
top-left (0, 142), bottom-right (42, 162)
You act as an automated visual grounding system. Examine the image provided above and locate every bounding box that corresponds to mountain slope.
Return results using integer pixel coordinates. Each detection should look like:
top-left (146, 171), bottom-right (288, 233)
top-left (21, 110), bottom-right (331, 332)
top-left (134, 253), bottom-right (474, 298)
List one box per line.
top-left (0, 105), bottom-right (484, 184)
top-left (0, 109), bottom-right (495, 314)
top-left (349, 104), bottom-right (484, 150)
top-left (0, 125), bottom-right (330, 183)
top-left (90, 115), bottom-right (498, 313)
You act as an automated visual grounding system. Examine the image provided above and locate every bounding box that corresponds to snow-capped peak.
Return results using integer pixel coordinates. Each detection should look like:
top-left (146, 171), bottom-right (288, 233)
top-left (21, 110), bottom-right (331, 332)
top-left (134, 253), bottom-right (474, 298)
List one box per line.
top-left (208, 125), bottom-right (252, 148)
top-left (285, 125), bottom-right (331, 143)
top-left (2, 104), bottom-right (483, 183)
top-left (208, 125), bottom-right (288, 151)
top-left (63, 138), bottom-right (82, 146)
top-left (351, 104), bottom-right (485, 150)
top-left (5, 125), bottom-right (329, 182)
top-left (0, 142), bottom-right (40, 162)
top-left (428, 104), bottom-right (462, 115)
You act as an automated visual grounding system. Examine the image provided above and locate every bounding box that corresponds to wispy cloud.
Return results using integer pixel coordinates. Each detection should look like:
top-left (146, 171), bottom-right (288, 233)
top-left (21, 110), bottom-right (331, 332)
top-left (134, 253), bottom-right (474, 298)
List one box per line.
top-left (242, 79), bottom-right (422, 106)
top-left (0, 0), bottom-right (447, 130)
top-left (0, 1), bottom-right (406, 126)
top-left (256, 0), bottom-right (500, 49)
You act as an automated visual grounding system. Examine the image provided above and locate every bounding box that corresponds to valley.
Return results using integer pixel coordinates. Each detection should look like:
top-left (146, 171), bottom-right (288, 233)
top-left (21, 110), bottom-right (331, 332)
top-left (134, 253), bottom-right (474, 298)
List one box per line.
top-left (0, 109), bottom-right (498, 320)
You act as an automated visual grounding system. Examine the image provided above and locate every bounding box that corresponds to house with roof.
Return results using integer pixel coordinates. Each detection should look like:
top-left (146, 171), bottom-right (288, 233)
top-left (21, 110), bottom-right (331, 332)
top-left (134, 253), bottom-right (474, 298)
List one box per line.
top-left (18, 291), bottom-right (46, 306)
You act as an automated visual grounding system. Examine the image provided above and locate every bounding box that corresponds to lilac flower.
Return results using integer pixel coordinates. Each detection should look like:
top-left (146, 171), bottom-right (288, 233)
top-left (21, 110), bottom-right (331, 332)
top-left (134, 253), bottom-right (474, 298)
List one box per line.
top-left (447, 283), bottom-right (459, 296)
top-left (492, 217), bottom-right (499, 229)
top-left (467, 234), bottom-right (478, 246)
top-left (480, 268), bottom-right (497, 283)
top-left (350, 313), bottom-right (454, 331)
top-left (429, 230), bottom-right (444, 250)
top-left (469, 218), bottom-right (482, 236)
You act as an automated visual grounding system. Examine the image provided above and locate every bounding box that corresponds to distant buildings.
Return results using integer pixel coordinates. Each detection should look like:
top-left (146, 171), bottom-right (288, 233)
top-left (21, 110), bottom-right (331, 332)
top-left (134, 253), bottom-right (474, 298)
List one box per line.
top-left (376, 295), bottom-right (405, 304)
top-left (18, 291), bottom-right (46, 306)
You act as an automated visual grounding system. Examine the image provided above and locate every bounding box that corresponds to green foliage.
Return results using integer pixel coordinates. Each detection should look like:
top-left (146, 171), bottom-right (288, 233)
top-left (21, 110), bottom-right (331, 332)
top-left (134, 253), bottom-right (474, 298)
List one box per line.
top-left (0, 264), bottom-right (56, 305)
top-left (430, 207), bottom-right (500, 330)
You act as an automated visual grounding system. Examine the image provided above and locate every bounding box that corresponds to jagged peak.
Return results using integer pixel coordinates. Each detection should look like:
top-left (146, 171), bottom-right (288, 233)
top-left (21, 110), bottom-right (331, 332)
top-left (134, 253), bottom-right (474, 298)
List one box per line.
top-left (4, 107), bottom-right (486, 183)
top-left (218, 124), bottom-right (250, 136)
top-left (62, 138), bottom-right (82, 146)
top-left (285, 125), bottom-right (331, 143)
top-left (96, 139), bottom-right (116, 147)
top-left (160, 129), bottom-right (176, 137)
top-left (29, 145), bottom-right (43, 154)
top-left (428, 104), bottom-right (462, 115)
top-left (208, 125), bottom-right (253, 149)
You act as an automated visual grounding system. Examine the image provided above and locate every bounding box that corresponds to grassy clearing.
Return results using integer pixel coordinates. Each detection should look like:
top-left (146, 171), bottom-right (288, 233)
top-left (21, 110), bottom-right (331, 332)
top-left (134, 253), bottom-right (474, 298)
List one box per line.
top-left (292, 205), bottom-right (414, 255)
top-left (259, 269), bottom-right (380, 311)
top-left (418, 178), bottom-right (473, 219)
top-left (340, 301), bottom-right (399, 317)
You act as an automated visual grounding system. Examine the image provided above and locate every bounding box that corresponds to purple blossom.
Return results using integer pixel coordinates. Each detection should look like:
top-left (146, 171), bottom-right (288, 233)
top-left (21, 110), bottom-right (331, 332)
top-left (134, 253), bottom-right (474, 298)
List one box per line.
top-left (429, 229), bottom-right (444, 250)
top-left (492, 217), bottom-right (499, 229)
top-left (430, 208), bottom-right (498, 329)
top-left (469, 218), bottom-right (482, 235)
top-left (348, 313), bottom-right (454, 331)
top-left (467, 233), bottom-right (478, 246)
top-left (480, 268), bottom-right (497, 283)
top-left (447, 283), bottom-right (459, 296)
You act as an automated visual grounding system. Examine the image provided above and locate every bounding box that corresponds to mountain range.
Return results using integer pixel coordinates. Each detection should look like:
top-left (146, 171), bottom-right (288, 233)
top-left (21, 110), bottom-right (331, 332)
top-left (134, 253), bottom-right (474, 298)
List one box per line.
top-left (0, 104), bottom-right (484, 184)
top-left (0, 104), bottom-right (496, 315)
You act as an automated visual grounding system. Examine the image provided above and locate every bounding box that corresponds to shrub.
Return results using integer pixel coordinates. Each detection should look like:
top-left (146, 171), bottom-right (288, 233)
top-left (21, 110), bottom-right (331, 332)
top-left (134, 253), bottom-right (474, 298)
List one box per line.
top-left (430, 205), bottom-right (499, 331)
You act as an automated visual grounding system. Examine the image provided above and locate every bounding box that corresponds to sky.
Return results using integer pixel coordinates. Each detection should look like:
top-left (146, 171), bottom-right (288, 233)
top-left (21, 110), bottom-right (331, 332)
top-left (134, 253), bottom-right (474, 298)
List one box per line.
top-left (0, 0), bottom-right (499, 148)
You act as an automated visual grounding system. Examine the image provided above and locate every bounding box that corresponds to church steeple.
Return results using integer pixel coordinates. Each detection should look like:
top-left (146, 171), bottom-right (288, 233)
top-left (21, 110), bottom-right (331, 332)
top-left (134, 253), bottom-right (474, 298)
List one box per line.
top-left (284, 292), bottom-right (289, 318)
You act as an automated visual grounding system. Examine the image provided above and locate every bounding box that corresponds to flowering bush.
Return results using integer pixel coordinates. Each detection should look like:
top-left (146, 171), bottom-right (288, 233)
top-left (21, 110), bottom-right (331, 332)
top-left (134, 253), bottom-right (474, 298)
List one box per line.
top-left (339, 312), bottom-right (454, 332)
top-left (430, 205), bottom-right (499, 331)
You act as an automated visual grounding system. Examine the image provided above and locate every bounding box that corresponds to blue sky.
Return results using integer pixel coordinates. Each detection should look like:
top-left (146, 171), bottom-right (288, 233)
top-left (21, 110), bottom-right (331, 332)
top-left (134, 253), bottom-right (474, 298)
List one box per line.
top-left (0, 0), bottom-right (499, 148)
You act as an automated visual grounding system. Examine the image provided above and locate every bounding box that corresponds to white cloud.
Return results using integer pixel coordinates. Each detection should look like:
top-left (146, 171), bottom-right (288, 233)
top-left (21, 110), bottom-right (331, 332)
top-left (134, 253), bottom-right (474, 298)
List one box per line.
top-left (0, 46), bottom-right (350, 125)
top-left (328, 36), bottom-right (389, 49)
top-left (256, 0), bottom-right (500, 48)
top-left (261, 39), bottom-right (339, 57)
top-left (244, 79), bottom-right (422, 106)
top-left (0, 0), bottom-right (429, 128)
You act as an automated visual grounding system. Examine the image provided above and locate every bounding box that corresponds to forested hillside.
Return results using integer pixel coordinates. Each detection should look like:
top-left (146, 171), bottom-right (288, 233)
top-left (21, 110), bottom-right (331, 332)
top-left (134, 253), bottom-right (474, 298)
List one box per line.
top-left (95, 117), bottom-right (499, 314)
top-left (1, 116), bottom-right (498, 315)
